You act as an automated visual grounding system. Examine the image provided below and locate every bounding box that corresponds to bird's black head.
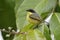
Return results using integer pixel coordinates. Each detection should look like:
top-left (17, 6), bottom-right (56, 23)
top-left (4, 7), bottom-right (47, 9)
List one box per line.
top-left (26, 9), bottom-right (36, 13)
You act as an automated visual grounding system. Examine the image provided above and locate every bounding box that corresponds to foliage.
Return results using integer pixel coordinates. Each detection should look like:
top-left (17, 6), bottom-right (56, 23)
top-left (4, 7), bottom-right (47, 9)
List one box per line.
top-left (0, 0), bottom-right (16, 40)
top-left (0, 0), bottom-right (60, 40)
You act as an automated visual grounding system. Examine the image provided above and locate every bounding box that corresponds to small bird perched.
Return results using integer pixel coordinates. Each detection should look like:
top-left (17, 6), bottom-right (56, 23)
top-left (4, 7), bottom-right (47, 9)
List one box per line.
top-left (26, 9), bottom-right (42, 24)
top-left (26, 9), bottom-right (50, 32)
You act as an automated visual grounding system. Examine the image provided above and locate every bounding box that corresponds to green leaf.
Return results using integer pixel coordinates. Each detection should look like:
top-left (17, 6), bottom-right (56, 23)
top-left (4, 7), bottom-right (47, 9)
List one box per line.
top-left (50, 13), bottom-right (60, 40)
top-left (44, 24), bottom-right (51, 40)
top-left (21, 23), bottom-right (35, 32)
top-left (15, 0), bottom-right (42, 29)
top-left (13, 29), bottom-right (46, 40)
top-left (15, 0), bottom-right (57, 30)
top-left (35, 0), bottom-right (56, 14)
top-left (41, 12), bottom-right (50, 20)
top-left (38, 23), bottom-right (51, 40)
top-left (15, 0), bottom-right (24, 12)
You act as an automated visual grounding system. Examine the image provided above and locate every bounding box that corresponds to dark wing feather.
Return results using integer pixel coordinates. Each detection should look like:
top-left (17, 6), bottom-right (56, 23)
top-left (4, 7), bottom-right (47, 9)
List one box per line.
top-left (29, 13), bottom-right (41, 21)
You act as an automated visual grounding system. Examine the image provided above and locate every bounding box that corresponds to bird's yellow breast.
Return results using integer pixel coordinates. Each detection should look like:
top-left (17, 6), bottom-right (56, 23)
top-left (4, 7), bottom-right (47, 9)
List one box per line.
top-left (26, 12), bottom-right (40, 24)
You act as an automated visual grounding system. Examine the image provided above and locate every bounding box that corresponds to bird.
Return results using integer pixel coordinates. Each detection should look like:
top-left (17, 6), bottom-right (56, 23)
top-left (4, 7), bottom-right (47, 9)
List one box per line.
top-left (26, 9), bottom-right (42, 25)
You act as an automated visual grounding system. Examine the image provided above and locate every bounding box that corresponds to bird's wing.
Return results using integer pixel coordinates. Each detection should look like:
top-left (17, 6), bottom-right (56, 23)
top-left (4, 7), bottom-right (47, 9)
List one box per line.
top-left (29, 13), bottom-right (41, 21)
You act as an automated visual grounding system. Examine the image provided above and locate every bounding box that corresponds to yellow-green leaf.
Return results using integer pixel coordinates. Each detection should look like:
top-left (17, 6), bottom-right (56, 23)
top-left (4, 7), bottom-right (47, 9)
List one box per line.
top-left (50, 13), bottom-right (60, 40)
top-left (15, 0), bottom-right (57, 30)
top-left (13, 29), bottom-right (46, 40)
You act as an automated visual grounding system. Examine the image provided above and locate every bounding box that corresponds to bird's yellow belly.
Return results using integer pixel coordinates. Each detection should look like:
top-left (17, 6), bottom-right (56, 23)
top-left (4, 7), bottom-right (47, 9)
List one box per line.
top-left (28, 17), bottom-right (39, 24)
top-left (26, 12), bottom-right (40, 24)
top-left (27, 16), bottom-right (39, 24)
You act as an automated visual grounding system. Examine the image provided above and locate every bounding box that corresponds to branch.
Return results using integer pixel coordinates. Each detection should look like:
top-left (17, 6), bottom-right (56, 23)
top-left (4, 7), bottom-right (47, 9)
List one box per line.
top-left (0, 29), bottom-right (26, 35)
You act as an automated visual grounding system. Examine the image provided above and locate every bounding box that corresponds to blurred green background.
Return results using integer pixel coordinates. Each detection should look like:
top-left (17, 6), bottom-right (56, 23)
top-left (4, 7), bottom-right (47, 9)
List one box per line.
top-left (0, 0), bottom-right (60, 40)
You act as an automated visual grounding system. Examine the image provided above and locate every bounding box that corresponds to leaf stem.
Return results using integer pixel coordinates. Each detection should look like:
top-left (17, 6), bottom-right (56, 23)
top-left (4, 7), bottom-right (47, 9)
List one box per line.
top-left (52, 0), bottom-right (58, 13)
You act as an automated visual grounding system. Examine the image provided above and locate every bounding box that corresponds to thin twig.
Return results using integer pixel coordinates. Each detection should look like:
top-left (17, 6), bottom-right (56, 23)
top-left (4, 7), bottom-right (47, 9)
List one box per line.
top-left (0, 29), bottom-right (26, 35)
